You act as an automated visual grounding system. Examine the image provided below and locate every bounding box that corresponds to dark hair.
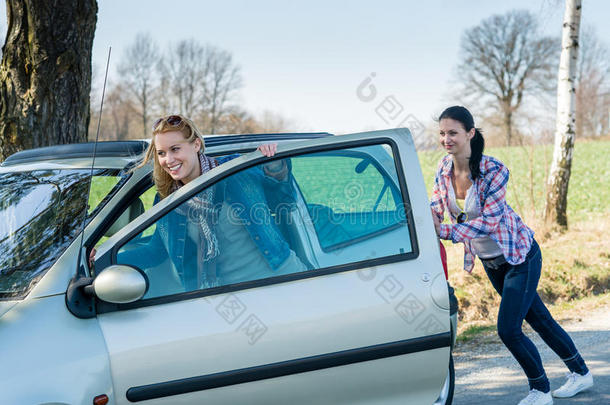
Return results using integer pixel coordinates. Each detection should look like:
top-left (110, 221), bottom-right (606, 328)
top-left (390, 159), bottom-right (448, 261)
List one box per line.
top-left (438, 106), bottom-right (485, 180)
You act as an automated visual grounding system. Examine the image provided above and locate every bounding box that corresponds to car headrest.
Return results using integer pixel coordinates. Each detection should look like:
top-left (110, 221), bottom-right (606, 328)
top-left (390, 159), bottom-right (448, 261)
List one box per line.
top-left (104, 198), bottom-right (145, 238)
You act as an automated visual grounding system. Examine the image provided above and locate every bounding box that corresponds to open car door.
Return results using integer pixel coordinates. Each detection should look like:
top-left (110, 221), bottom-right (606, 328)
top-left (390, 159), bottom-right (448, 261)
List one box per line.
top-left (93, 128), bottom-right (452, 405)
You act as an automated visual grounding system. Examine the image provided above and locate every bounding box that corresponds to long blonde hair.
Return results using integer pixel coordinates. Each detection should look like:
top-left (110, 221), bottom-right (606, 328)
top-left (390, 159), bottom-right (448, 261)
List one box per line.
top-left (137, 114), bottom-right (206, 198)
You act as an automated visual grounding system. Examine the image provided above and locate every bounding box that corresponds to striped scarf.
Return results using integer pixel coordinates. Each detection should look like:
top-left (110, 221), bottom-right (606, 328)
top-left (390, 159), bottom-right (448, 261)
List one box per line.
top-left (172, 153), bottom-right (221, 264)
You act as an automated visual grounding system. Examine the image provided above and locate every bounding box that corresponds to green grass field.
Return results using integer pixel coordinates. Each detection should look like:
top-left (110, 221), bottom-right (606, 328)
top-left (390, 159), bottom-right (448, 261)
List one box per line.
top-left (418, 139), bottom-right (610, 224)
top-left (89, 139), bottom-right (610, 222)
top-left (88, 175), bottom-right (122, 215)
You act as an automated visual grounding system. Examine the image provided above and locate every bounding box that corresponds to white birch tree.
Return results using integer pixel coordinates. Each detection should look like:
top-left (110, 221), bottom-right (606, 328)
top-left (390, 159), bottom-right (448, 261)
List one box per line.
top-left (544, 0), bottom-right (582, 229)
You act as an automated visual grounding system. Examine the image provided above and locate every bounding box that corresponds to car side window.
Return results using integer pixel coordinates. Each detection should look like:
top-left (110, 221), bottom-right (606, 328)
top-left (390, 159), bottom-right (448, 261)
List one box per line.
top-left (114, 143), bottom-right (414, 300)
top-left (291, 148), bottom-right (405, 252)
top-left (88, 173), bottom-right (124, 216)
top-left (94, 185), bottom-right (157, 250)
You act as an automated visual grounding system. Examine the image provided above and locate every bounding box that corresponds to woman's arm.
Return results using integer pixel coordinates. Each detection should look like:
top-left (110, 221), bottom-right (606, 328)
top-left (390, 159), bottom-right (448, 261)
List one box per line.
top-left (116, 219), bottom-right (167, 270)
top-left (217, 144), bottom-right (288, 181)
top-left (257, 143), bottom-right (290, 181)
top-left (430, 167), bottom-right (446, 226)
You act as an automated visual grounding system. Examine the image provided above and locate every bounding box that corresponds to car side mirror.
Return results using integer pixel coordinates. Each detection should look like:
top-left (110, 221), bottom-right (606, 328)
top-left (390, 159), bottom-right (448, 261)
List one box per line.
top-left (93, 265), bottom-right (148, 304)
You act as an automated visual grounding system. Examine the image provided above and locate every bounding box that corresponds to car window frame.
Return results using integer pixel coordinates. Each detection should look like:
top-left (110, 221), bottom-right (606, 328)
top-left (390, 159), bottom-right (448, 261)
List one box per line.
top-left (85, 174), bottom-right (155, 275)
top-left (95, 136), bottom-right (419, 314)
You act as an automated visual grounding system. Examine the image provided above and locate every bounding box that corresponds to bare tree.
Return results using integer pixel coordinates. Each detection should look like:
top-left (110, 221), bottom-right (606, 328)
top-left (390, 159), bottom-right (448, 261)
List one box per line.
top-left (157, 39), bottom-right (206, 118)
top-left (104, 83), bottom-right (132, 140)
top-left (117, 33), bottom-right (158, 138)
top-left (200, 46), bottom-right (242, 134)
top-left (545, 0), bottom-right (582, 229)
top-left (155, 73), bottom-right (172, 118)
top-left (0, 0), bottom-right (97, 160)
top-left (457, 10), bottom-right (558, 146)
top-left (89, 82), bottom-right (137, 141)
top-left (157, 41), bottom-right (242, 134)
top-left (575, 25), bottom-right (610, 138)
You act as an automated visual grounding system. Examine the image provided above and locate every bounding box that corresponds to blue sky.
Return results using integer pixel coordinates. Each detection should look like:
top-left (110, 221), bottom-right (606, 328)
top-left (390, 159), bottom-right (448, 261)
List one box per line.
top-left (1, 1), bottom-right (609, 134)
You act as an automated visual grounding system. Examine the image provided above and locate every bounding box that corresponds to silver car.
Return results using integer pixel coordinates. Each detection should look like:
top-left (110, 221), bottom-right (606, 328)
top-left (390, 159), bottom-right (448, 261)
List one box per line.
top-left (0, 129), bottom-right (456, 405)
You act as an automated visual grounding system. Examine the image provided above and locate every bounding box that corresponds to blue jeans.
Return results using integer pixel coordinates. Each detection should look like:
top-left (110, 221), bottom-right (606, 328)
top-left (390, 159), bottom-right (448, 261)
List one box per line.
top-left (481, 239), bottom-right (588, 393)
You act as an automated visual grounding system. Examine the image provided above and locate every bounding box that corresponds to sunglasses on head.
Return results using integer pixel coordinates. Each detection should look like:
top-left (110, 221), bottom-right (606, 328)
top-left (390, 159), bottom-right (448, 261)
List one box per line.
top-left (152, 115), bottom-right (183, 130)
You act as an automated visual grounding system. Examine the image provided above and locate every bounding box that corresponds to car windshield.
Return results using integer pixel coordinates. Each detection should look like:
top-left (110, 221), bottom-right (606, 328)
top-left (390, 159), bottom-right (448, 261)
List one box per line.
top-left (0, 168), bottom-right (127, 299)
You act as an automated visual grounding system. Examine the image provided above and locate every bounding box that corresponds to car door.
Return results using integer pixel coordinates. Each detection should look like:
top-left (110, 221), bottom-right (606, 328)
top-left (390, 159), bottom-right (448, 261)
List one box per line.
top-left (93, 129), bottom-right (451, 405)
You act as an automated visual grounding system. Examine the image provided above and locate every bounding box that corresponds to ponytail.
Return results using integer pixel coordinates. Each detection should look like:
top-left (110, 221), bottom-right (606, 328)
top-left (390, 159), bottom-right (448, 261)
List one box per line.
top-left (469, 128), bottom-right (484, 180)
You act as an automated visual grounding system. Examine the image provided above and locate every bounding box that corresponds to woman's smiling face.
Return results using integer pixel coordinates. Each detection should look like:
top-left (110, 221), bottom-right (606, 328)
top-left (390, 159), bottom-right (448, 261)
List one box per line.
top-left (439, 118), bottom-right (474, 156)
top-left (154, 130), bottom-right (202, 184)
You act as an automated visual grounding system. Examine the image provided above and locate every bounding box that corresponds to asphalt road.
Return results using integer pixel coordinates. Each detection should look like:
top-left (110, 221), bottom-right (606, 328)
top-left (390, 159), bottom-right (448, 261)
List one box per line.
top-left (452, 302), bottom-right (610, 404)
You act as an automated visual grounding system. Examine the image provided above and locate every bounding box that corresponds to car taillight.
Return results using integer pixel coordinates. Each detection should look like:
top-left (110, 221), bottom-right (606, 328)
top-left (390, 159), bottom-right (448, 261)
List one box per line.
top-left (439, 241), bottom-right (448, 280)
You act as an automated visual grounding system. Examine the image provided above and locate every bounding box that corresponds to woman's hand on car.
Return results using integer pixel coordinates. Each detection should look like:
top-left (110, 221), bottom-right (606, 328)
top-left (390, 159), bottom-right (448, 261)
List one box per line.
top-left (89, 248), bottom-right (96, 268)
top-left (257, 143), bottom-right (278, 157)
top-left (431, 208), bottom-right (441, 236)
top-left (258, 143), bottom-right (289, 180)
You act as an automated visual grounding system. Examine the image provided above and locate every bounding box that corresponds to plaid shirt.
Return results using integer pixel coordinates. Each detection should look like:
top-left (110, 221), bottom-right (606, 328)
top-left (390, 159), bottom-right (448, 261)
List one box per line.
top-left (430, 154), bottom-right (534, 272)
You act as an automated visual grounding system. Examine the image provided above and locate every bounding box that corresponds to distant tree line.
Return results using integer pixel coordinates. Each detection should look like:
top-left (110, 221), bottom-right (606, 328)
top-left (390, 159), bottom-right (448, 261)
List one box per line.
top-left (89, 33), bottom-right (290, 141)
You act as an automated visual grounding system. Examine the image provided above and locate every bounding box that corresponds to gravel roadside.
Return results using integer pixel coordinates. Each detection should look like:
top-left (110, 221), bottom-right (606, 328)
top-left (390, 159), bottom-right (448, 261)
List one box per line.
top-left (452, 299), bottom-right (610, 404)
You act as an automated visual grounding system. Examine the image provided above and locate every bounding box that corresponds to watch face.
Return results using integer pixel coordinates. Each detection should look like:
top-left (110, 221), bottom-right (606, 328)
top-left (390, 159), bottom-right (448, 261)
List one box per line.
top-left (457, 212), bottom-right (468, 223)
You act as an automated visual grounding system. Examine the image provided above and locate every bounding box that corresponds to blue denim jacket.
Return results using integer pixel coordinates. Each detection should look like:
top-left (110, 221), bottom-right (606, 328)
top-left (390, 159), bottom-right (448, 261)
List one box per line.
top-left (118, 155), bottom-right (296, 286)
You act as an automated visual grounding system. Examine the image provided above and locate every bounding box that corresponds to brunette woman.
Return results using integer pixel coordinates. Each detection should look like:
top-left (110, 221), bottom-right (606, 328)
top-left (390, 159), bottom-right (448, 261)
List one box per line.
top-left (430, 106), bottom-right (593, 405)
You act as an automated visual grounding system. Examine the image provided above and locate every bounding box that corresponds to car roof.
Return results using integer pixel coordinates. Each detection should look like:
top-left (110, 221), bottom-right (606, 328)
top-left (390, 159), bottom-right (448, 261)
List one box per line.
top-left (0, 132), bottom-right (333, 168)
top-left (1, 141), bottom-right (148, 167)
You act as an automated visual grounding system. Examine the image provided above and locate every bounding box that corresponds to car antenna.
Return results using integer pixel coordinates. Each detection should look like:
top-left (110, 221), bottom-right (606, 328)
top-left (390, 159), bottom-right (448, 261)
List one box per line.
top-left (78, 46), bottom-right (111, 273)
top-left (66, 46), bottom-right (111, 319)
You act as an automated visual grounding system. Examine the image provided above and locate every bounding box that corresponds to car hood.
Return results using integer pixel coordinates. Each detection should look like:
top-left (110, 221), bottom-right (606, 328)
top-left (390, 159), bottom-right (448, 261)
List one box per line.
top-left (0, 301), bottom-right (18, 319)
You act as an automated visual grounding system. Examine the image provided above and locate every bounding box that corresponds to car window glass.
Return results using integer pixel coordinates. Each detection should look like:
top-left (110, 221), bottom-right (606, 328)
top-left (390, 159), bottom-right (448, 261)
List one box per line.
top-left (113, 143), bottom-right (413, 300)
top-left (291, 149), bottom-right (404, 252)
top-left (88, 175), bottom-right (122, 214)
top-left (87, 169), bottom-right (131, 218)
top-left (0, 169), bottom-right (123, 299)
top-left (0, 182), bottom-right (56, 241)
top-left (139, 186), bottom-right (158, 235)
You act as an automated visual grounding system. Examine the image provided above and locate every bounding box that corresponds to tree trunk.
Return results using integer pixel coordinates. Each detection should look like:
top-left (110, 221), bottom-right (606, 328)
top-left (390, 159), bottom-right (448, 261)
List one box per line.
top-left (505, 109), bottom-right (513, 147)
top-left (0, 0), bottom-right (98, 161)
top-left (142, 84), bottom-right (148, 138)
top-left (545, 0), bottom-right (582, 229)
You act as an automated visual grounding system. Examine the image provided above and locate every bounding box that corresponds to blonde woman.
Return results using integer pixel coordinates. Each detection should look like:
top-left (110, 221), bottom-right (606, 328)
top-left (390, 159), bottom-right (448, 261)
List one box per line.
top-left (95, 114), bottom-right (306, 291)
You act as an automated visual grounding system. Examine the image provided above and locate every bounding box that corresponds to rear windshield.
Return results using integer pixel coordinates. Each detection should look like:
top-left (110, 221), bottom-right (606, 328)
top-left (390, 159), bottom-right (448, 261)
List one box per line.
top-left (0, 169), bottom-right (127, 299)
